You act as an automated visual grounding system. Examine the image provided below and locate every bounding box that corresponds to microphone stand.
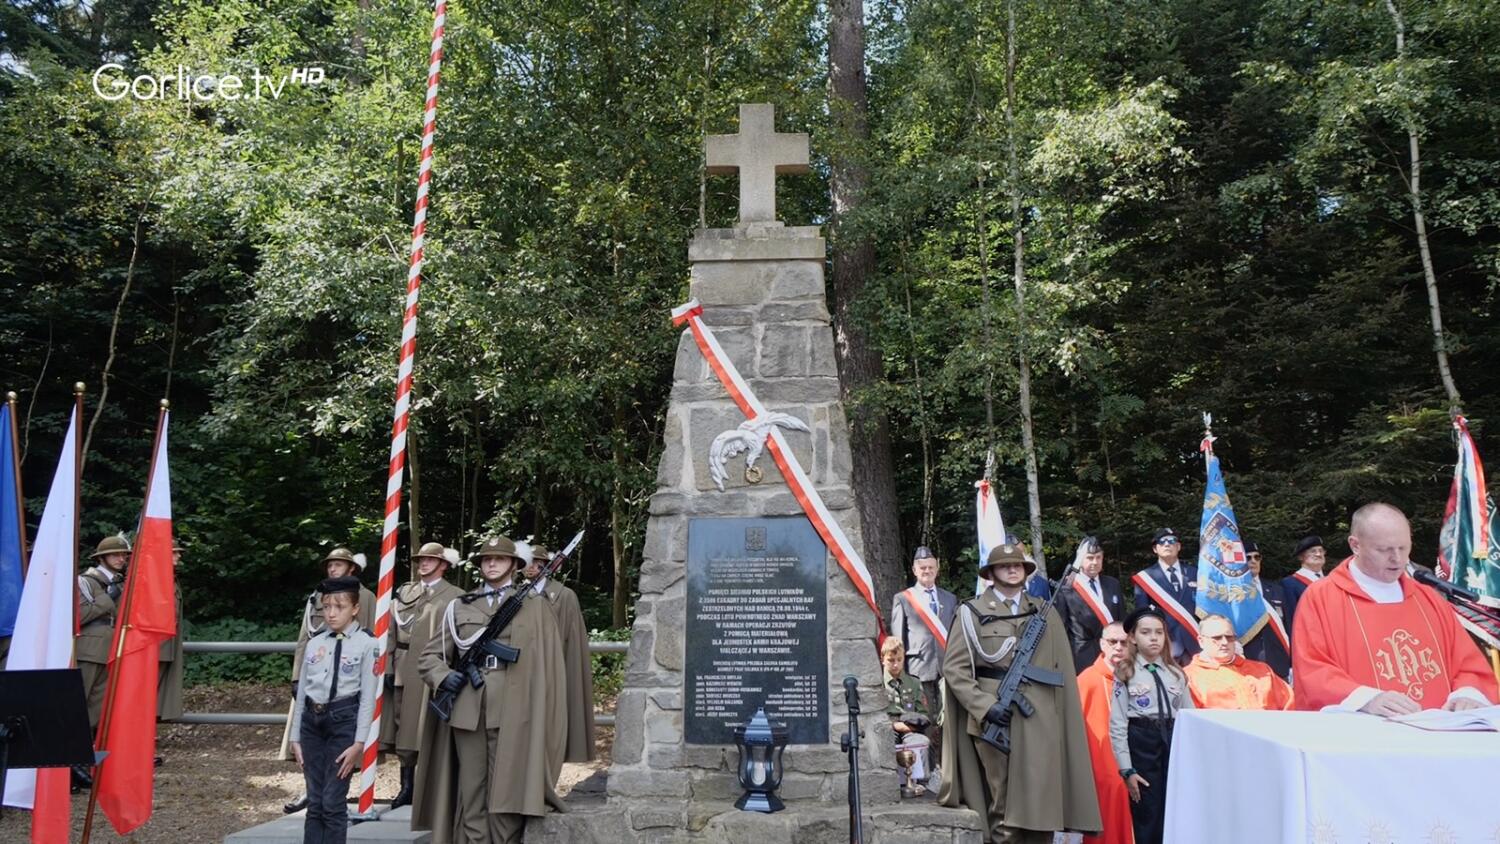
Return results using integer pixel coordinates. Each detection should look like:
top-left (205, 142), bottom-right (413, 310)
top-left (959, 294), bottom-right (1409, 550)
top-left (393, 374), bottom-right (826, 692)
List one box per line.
top-left (839, 675), bottom-right (864, 844)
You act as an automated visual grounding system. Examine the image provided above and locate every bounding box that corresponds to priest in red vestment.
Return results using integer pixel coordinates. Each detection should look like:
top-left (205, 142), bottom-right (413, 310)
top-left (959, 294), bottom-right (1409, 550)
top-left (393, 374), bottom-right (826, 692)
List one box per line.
top-left (1292, 503), bottom-right (1499, 714)
top-left (1185, 614), bottom-right (1294, 710)
top-left (1077, 621), bottom-right (1135, 844)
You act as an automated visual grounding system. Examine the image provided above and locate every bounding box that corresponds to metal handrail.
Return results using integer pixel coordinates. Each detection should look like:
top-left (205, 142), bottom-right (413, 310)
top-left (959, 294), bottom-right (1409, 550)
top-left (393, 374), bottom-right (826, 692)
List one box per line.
top-left (167, 639), bottom-right (627, 727)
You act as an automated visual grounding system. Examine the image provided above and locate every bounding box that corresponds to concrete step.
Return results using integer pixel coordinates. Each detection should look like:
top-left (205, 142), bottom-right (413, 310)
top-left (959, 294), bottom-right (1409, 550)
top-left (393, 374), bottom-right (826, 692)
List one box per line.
top-left (225, 805), bottom-right (430, 843)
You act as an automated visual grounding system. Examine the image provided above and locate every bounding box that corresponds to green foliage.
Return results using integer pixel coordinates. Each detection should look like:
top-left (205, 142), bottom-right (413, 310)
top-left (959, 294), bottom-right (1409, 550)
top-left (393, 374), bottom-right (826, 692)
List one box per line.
top-left (182, 617), bottom-right (299, 687)
top-left (588, 626), bottom-right (631, 700)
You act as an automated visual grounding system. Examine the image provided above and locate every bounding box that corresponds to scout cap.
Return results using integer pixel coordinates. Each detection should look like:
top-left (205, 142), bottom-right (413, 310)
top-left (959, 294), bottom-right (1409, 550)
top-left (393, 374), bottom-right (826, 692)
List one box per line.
top-left (318, 575), bottom-right (362, 597)
top-left (1123, 606), bottom-right (1166, 634)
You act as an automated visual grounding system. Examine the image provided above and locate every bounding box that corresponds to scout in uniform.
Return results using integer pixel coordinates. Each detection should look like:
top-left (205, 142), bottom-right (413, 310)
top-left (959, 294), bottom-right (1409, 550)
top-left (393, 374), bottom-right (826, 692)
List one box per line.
top-left (282, 547), bottom-right (376, 814)
top-left (520, 540), bottom-right (596, 763)
top-left (411, 535), bottom-right (565, 844)
top-left (289, 576), bottom-right (380, 844)
top-left (74, 533), bottom-right (131, 790)
top-left (1110, 608), bottom-right (1194, 844)
top-left (939, 544), bottom-right (1100, 843)
top-left (381, 541), bottom-right (465, 809)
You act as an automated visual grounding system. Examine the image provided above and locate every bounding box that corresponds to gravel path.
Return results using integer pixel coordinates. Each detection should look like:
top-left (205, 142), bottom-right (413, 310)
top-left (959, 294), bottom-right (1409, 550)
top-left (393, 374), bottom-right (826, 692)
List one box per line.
top-left (0, 682), bottom-right (611, 843)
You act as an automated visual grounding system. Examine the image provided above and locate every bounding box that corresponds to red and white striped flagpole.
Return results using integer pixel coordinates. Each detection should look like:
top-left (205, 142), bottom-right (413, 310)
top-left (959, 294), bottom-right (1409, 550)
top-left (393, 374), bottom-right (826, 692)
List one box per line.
top-left (357, 0), bottom-right (448, 815)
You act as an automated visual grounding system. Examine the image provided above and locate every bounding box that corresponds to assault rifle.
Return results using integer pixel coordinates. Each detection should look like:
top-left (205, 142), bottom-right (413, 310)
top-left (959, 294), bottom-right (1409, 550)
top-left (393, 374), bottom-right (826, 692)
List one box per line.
top-left (978, 559), bottom-right (1076, 754)
top-left (429, 530), bottom-right (584, 722)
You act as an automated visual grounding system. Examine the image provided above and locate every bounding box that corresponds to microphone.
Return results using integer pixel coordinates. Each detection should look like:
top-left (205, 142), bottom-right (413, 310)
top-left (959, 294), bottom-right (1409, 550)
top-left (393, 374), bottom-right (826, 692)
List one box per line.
top-left (843, 675), bottom-right (860, 715)
top-left (1411, 564), bottom-right (1481, 603)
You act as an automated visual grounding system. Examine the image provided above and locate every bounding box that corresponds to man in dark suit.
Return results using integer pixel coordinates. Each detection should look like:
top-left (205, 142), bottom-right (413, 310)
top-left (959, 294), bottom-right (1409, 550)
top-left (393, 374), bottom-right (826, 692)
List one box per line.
top-left (1280, 534), bottom-right (1326, 637)
top-left (890, 546), bottom-right (958, 723)
top-left (1240, 539), bottom-right (1291, 680)
top-left (1131, 527), bottom-right (1200, 666)
top-left (1056, 536), bottom-right (1125, 673)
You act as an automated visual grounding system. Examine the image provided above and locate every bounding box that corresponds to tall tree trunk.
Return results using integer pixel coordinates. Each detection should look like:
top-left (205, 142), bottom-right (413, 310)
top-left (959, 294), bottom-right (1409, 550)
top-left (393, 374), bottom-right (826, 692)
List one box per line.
top-left (83, 199), bottom-right (151, 471)
top-left (1004, 0), bottom-right (1045, 568)
top-left (1384, 0), bottom-right (1462, 413)
top-left (829, 0), bottom-right (905, 606)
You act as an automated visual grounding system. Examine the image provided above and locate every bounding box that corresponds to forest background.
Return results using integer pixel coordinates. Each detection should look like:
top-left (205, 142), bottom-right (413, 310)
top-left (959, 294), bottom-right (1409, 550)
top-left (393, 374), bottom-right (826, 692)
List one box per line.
top-left (4, 0), bottom-right (1499, 681)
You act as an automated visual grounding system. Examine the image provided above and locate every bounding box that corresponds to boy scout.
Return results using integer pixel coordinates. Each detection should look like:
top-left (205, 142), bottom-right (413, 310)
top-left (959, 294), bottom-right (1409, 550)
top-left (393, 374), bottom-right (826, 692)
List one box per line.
top-left (411, 535), bottom-right (565, 844)
top-left (290, 576), bottom-right (380, 844)
top-left (939, 544), bottom-right (1100, 843)
top-left (282, 547), bottom-right (376, 813)
top-left (381, 541), bottom-right (464, 809)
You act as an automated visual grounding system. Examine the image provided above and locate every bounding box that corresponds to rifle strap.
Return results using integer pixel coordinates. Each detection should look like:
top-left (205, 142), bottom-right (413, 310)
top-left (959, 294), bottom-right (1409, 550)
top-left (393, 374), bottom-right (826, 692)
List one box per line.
top-left (974, 666), bottom-right (1009, 681)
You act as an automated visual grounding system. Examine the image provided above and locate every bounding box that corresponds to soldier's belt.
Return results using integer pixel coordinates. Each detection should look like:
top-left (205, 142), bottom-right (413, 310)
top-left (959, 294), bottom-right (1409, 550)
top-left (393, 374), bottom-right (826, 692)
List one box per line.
top-left (82, 617), bottom-right (115, 629)
top-left (395, 642), bottom-right (410, 651)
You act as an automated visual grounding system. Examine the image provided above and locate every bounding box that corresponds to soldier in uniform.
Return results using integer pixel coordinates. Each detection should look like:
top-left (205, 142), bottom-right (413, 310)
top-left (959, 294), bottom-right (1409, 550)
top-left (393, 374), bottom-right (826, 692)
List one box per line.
top-left (520, 540), bottom-right (596, 764)
top-left (1109, 608), bottom-right (1194, 844)
top-left (282, 547), bottom-right (376, 814)
top-left (75, 533), bottom-right (131, 791)
top-left (381, 541), bottom-right (465, 809)
top-left (939, 544), bottom-right (1100, 843)
top-left (411, 535), bottom-right (565, 844)
top-left (158, 541), bottom-right (186, 724)
top-left (289, 576), bottom-right (380, 844)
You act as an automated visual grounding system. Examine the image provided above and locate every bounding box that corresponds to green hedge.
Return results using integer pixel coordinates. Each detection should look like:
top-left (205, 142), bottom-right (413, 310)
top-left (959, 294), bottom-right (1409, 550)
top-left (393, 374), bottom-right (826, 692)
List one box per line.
top-left (183, 617), bottom-right (299, 687)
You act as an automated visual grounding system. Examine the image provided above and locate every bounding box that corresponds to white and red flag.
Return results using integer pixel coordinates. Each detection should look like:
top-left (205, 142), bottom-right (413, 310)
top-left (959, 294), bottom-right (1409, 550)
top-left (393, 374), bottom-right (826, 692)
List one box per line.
top-left (93, 408), bottom-right (177, 834)
top-left (1, 403), bottom-right (81, 842)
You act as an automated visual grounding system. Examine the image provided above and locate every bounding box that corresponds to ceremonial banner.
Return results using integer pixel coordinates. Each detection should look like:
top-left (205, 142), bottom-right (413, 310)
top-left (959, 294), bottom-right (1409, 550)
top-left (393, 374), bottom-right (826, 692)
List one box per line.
top-left (94, 408), bottom-right (176, 834)
top-left (1195, 431), bottom-right (1267, 641)
top-left (0, 400), bottom-right (24, 637)
top-left (974, 479), bottom-right (1007, 596)
top-left (1438, 415), bottom-right (1499, 605)
top-left (1, 404), bottom-right (80, 844)
top-left (672, 300), bottom-right (885, 637)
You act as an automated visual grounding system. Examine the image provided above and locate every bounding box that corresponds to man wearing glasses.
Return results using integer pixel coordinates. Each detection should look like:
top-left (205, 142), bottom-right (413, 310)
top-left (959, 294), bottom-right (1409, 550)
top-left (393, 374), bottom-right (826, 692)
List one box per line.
top-left (1240, 540), bottom-right (1291, 680)
top-left (1185, 614), bottom-right (1294, 710)
top-left (1130, 528), bottom-right (1200, 666)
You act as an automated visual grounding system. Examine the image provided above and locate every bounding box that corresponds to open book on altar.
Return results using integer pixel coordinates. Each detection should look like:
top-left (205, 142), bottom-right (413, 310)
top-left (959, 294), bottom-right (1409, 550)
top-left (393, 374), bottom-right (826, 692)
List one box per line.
top-left (1389, 704), bottom-right (1500, 732)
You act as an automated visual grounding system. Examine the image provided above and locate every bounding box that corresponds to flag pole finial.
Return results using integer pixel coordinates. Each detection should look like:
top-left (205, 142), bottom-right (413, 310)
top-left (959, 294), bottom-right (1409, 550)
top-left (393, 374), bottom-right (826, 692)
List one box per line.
top-left (73, 382), bottom-right (86, 395)
top-left (5, 391), bottom-right (15, 402)
top-left (159, 399), bottom-right (170, 410)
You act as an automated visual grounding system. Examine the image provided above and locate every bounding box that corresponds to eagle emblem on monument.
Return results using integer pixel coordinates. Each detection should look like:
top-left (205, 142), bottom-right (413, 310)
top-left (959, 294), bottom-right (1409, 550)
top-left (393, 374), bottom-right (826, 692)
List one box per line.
top-left (708, 412), bottom-right (811, 491)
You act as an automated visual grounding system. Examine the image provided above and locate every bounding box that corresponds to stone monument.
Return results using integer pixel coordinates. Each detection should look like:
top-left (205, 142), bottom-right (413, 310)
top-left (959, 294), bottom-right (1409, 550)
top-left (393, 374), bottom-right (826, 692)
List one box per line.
top-left (535, 103), bottom-right (979, 843)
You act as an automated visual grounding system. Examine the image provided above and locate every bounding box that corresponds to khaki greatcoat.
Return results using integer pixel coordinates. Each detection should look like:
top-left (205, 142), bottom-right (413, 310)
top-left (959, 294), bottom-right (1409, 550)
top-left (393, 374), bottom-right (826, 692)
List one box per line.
top-left (76, 565), bottom-right (122, 726)
top-left (381, 577), bottom-right (465, 752)
top-left (536, 578), bottom-right (596, 763)
top-left (157, 583), bottom-right (185, 720)
top-left (938, 589), bottom-right (1101, 841)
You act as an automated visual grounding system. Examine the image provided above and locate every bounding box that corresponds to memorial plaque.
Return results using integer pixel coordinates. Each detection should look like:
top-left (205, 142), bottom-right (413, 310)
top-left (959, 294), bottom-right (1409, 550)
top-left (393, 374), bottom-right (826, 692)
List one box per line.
top-left (685, 516), bottom-right (829, 744)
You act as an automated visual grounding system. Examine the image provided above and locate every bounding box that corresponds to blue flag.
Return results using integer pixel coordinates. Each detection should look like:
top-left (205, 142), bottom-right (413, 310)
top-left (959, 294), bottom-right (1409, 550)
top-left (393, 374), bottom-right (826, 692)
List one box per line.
top-left (0, 403), bottom-right (23, 637)
top-left (1196, 446), bottom-right (1268, 640)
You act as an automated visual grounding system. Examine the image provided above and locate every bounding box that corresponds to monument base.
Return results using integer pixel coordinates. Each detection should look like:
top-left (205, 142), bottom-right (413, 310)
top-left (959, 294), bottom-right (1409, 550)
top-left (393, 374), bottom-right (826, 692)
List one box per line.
top-left (530, 790), bottom-right (983, 844)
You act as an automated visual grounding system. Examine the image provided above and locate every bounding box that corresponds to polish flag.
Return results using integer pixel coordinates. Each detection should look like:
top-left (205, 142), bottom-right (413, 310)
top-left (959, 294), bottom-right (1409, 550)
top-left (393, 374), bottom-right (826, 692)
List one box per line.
top-left (96, 410), bottom-right (176, 834)
top-left (1, 406), bottom-right (80, 842)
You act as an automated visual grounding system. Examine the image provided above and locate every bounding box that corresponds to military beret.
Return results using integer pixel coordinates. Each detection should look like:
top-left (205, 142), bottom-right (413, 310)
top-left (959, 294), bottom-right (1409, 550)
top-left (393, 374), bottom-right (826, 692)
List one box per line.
top-left (318, 575), bottom-right (362, 597)
top-left (1152, 527), bottom-right (1178, 545)
top-left (1293, 535), bottom-right (1324, 557)
top-left (1242, 539), bottom-right (1259, 554)
top-left (1123, 606), bottom-right (1166, 634)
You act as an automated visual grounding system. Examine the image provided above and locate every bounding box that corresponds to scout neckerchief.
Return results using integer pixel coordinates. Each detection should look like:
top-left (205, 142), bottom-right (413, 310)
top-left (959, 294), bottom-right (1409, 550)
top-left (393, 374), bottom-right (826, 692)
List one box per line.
top-left (901, 586), bottom-right (948, 649)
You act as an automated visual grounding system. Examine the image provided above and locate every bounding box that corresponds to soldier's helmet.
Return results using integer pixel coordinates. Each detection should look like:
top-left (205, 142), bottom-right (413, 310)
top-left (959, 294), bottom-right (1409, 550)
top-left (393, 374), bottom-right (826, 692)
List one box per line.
top-left (414, 541), bottom-right (447, 561)
top-left (322, 547), bottom-right (365, 571)
top-left (475, 536), bottom-right (521, 561)
top-left (90, 534), bottom-right (132, 559)
top-left (981, 543), bottom-right (1036, 578)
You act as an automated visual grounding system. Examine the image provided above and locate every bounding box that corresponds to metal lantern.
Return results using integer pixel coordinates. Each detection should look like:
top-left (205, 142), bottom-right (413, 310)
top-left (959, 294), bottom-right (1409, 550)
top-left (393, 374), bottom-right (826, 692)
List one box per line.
top-left (733, 706), bottom-right (789, 813)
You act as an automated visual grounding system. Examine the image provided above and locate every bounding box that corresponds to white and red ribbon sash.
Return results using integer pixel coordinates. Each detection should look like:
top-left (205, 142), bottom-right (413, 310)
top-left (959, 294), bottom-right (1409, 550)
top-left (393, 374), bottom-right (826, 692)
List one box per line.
top-left (1261, 593), bottom-right (1289, 651)
top-left (1291, 569), bottom-right (1319, 587)
top-left (901, 587), bottom-right (947, 649)
top-left (1132, 571), bottom-right (1200, 637)
top-left (1070, 576), bottom-right (1113, 627)
top-left (673, 299), bottom-right (885, 638)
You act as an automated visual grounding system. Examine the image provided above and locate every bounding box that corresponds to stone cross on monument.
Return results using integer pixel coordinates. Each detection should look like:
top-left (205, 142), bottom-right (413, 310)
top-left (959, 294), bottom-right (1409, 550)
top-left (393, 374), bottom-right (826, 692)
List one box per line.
top-left (705, 103), bottom-right (810, 225)
top-left (530, 102), bottom-right (982, 843)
